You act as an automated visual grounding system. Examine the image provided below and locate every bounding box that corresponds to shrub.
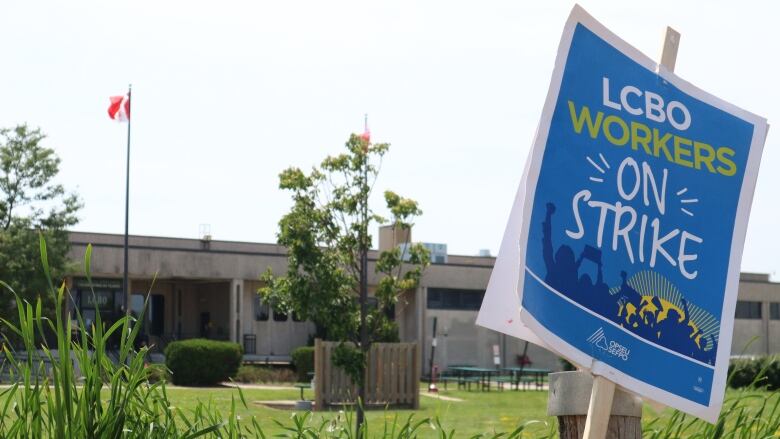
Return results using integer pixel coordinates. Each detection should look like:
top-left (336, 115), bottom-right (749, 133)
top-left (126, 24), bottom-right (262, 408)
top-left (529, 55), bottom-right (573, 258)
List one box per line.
top-left (232, 365), bottom-right (296, 383)
top-left (559, 357), bottom-right (576, 371)
top-left (165, 339), bottom-right (242, 386)
top-left (291, 346), bottom-right (315, 382)
top-left (145, 363), bottom-right (170, 383)
top-left (728, 356), bottom-right (779, 389)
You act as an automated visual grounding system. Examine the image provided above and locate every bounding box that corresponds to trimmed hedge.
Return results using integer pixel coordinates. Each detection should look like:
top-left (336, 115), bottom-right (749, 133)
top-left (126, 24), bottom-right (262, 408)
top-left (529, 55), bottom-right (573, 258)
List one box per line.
top-left (165, 339), bottom-right (242, 386)
top-left (728, 356), bottom-right (780, 390)
top-left (291, 346), bottom-right (315, 382)
top-left (232, 365), bottom-right (296, 383)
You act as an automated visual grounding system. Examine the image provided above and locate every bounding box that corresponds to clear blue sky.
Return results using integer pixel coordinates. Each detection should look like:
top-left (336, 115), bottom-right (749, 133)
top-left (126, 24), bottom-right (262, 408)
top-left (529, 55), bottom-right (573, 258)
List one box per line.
top-left (1, 1), bottom-right (777, 276)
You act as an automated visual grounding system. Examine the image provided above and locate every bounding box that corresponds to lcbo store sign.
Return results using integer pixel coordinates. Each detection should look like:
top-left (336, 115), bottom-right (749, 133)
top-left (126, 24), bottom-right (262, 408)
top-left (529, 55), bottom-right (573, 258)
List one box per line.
top-left (477, 6), bottom-right (768, 422)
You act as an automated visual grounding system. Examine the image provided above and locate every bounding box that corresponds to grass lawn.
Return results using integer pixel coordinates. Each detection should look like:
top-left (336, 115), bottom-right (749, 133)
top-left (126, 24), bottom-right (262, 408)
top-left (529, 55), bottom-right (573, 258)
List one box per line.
top-left (161, 385), bottom-right (780, 437)
top-left (162, 385), bottom-right (555, 437)
top-left (1, 383), bottom-right (774, 437)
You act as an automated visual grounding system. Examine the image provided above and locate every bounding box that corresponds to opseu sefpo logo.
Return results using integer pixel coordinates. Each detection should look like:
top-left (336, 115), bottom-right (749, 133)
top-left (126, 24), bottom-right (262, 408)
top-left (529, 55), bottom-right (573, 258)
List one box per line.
top-left (587, 327), bottom-right (630, 361)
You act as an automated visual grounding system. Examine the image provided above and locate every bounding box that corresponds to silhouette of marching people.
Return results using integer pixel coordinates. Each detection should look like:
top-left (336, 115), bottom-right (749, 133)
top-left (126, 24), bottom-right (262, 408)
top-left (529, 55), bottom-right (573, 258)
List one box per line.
top-left (541, 201), bottom-right (717, 364)
top-left (543, 202), bottom-right (613, 315)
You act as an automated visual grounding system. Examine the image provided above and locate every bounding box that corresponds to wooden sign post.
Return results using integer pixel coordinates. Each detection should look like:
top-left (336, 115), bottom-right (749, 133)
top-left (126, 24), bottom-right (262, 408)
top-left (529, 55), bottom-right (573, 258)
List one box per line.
top-left (581, 26), bottom-right (681, 439)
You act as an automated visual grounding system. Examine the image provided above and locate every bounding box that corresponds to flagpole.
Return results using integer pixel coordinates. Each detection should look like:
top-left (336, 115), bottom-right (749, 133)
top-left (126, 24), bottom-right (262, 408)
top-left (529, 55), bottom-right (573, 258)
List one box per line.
top-left (123, 84), bottom-right (132, 316)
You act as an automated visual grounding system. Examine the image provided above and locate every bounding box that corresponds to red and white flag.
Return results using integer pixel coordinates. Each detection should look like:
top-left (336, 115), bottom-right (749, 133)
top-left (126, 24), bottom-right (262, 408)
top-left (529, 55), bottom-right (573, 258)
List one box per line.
top-left (360, 114), bottom-right (370, 143)
top-left (108, 94), bottom-right (130, 122)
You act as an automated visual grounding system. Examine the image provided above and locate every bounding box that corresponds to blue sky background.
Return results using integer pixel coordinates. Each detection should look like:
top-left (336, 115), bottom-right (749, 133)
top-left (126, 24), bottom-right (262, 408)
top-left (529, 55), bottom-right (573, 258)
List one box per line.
top-left (0, 1), bottom-right (777, 279)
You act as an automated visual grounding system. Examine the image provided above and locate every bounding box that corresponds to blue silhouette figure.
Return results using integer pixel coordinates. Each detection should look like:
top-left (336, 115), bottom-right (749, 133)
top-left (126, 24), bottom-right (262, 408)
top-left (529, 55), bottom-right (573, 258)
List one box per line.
top-left (542, 202), bottom-right (616, 315)
top-left (539, 200), bottom-right (713, 363)
top-left (617, 271), bottom-right (643, 309)
top-left (542, 203), bottom-right (581, 296)
top-left (657, 298), bottom-right (702, 358)
top-left (702, 335), bottom-right (718, 365)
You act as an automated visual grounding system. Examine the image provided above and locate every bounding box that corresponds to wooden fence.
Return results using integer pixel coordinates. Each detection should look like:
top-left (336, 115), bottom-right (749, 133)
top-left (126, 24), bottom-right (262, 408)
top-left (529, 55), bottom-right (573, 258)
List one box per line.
top-left (313, 339), bottom-right (420, 410)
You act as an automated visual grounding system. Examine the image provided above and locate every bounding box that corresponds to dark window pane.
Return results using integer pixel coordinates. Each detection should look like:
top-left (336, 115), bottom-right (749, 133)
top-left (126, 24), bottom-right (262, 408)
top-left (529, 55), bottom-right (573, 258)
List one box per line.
top-left (150, 294), bottom-right (165, 336)
top-left (735, 300), bottom-right (762, 319)
top-left (114, 291), bottom-right (125, 313)
top-left (273, 308), bottom-right (288, 322)
top-left (427, 288), bottom-right (484, 310)
top-left (771, 303), bottom-right (780, 320)
top-left (427, 290), bottom-right (442, 308)
top-left (254, 296), bottom-right (269, 321)
top-left (461, 292), bottom-right (483, 309)
top-left (385, 303), bottom-right (396, 321)
top-left (442, 292), bottom-right (460, 309)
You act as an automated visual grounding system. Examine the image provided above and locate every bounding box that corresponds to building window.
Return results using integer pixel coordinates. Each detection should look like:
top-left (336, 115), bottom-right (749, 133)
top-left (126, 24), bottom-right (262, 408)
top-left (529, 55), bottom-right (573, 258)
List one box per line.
top-left (427, 288), bottom-right (485, 311)
top-left (771, 303), bottom-right (780, 320)
top-left (735, 300), bottom-right (762, 319)
top-left (254, 296), bottom-right (269, 321)
top-left (150, 294), bottom-right (165, 336)
top-left (273, 308), bottom-right (288, 322)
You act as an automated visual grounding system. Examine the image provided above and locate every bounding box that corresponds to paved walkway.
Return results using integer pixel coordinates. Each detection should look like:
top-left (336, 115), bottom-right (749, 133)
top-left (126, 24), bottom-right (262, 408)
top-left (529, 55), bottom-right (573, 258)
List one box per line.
top-left (219, 382), bottom-right (298, 390)
top-left (419, 392), bottom-right (463, 402)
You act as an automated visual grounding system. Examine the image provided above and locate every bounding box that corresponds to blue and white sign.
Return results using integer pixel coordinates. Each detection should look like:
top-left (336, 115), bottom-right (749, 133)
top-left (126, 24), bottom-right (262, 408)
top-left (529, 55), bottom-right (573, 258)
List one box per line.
top-left (478, 6), bottom-right (768, 421)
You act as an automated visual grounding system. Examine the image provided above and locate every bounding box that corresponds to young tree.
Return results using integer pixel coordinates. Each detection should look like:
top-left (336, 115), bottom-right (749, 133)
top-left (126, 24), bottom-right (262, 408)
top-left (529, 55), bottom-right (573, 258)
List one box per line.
top-left (0, 124), bottom-right (81, 329)
top-left (259, 133), bottom-right (429, 432)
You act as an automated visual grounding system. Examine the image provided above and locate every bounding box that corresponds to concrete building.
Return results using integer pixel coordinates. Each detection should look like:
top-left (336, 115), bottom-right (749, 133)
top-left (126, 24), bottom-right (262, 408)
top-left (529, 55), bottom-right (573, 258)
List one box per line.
top-left (66, 228), bottom-right (780, 373)
top-left (731, 272), bottom-right (780, 357)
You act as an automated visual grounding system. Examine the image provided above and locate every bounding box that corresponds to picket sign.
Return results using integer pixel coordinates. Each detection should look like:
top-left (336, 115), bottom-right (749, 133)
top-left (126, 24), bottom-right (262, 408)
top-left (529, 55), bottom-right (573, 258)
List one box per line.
top-left (581, 26), bottom-right (681, 439)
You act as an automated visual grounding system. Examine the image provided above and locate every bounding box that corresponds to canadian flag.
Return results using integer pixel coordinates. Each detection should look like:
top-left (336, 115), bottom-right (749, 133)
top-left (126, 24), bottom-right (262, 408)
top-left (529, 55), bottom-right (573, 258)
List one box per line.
top-left (108, 94), bottom-right (130, 122)
top-left (360, 115), bottom-right (370, 143)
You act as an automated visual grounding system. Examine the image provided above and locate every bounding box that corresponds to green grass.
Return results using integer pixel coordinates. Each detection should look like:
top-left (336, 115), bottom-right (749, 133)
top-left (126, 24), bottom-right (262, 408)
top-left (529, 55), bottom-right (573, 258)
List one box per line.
top-left (0, 383), bottom-right (553, 437)
top-left (2, 382), bottom-right (778, 437)
top-left (144, 384), bottom-right (780, 438)
top-left (156, 386), bottom-right (552, 437)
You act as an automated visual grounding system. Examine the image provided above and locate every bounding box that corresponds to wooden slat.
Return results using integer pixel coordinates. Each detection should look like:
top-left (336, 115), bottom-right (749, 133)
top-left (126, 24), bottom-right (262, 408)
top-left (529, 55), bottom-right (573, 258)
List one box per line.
top-left (407, 343), bottom-right (413, 403)
top-left (317, 341), bottom-right (420, 409)
top-left (325, 343), bottom-right (332, 404)
top-left (405, 345), bottom-right (411, 403)
top-left (396, 345), bottom-right (406, 403)
top-left (382, 349), bottom-right (393, 403)
top-left (413, 342), bottom-right (420, 409)
top-left (314, 339), bottom-right (323, 410)
top-left (390, 345), bottom-right (399, 401)
top-left (369, 345), bottom-right (376, 405)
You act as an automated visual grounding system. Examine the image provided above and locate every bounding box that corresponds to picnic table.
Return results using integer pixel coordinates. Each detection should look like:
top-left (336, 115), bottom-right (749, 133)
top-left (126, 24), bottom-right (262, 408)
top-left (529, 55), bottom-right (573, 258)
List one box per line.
top-left (447, 366), bottom-right (497, 391)
top-left (294, 383), bottom-right (311, 400)
top-left (501, 367), bottom-right (551, 390)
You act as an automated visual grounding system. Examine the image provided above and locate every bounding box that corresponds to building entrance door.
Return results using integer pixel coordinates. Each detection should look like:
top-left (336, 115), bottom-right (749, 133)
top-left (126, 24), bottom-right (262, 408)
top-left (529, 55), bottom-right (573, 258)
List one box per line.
top-left (200, 312), bottom-right (211, 338)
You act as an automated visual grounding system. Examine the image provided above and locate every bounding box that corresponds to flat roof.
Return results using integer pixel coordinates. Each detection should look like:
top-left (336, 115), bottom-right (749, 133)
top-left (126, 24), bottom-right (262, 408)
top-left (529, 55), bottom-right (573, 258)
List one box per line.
top-left (68, 231), bottom-right (775, 279)
top-left (68, 231), bottom-right (496, 268)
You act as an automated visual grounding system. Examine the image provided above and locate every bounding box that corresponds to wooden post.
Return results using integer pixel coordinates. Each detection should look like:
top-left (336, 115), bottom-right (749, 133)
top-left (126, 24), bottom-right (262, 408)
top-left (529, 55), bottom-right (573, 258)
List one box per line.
top-left (582, 374), bottom-right (616, 439)
top-left (576, 26), bottom-right (681, 439)
top-left (314, 338), bottom-right (323, 410)
top-left (548, 371), bottom-right (643, 439)
top-left (658, 26), bottom-right (681, 72)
